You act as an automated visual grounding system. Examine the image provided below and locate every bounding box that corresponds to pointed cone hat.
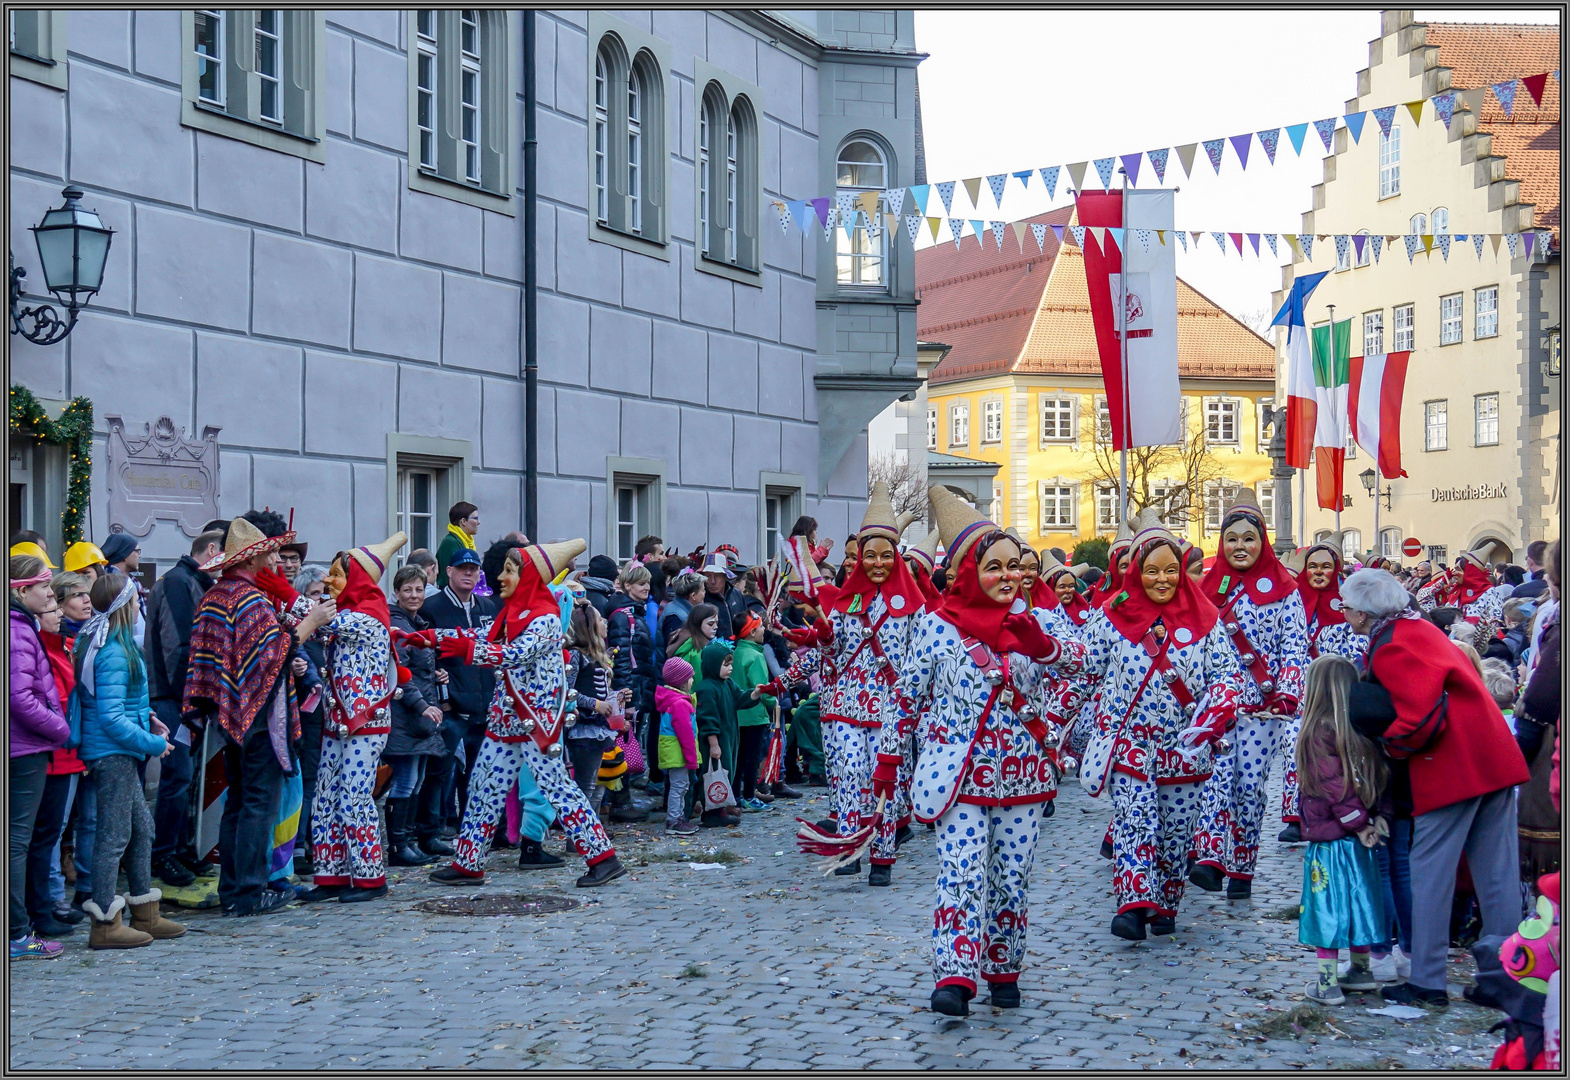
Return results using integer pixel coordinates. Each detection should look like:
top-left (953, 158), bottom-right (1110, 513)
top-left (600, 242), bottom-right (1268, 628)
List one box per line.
top-left (1306, 530), bottom-right (1345, 563)
top-left (1129, 505), bottom-right (1177, 550)
top-left (1068, 561), bottom-right (1096, 579)
top-left (929, 485), bottom-right (998, 567)
top-left (526, 538), bottom-right (587, 584)
top-left (1038, 546), bottom-right (1066, 577)
top-left (1112, 511), bottom-right (1135, 548)
top-left (1463, 538), bottom-right (1501, 569)
top-left (860, 482), bottom-right (900, 544)
top-left (895, 510), bottom-right (919, 538)
top-left (348, 532), bottom-right (409, 585)
top-left (1223, 486), bottom-right (1267, 530)
top-left (905, 528), bottom-right (942, 574)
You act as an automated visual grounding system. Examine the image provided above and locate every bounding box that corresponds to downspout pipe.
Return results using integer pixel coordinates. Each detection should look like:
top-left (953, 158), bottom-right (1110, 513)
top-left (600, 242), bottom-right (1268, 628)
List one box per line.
top-left (523, 10), bottom-right (539, 540)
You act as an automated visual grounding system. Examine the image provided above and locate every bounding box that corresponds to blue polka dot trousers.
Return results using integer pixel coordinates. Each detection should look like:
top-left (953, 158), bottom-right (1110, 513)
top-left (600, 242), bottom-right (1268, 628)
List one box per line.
top-left (1278, 716), bottom-right (1301, 822)
top-left (1190, 715), bottom-right (1284, 880)
top-left (931, 801), bottom-right (1043, 993)
top-left (1110, 773), bottom-right (1203, 916)
top-left (311, 731), bottom-right (388, 888)
top-left (450, 737), bottom-right (613, 876)
top-left (823, 721), bottom-right (900, 863)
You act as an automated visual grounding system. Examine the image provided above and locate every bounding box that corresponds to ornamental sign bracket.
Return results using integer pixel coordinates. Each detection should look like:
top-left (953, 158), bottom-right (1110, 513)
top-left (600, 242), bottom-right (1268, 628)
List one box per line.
top-left (105, 415), bottom-right (221, 538)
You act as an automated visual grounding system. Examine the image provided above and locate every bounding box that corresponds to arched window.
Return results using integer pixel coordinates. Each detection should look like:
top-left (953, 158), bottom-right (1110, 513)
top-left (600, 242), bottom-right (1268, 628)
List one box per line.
top-left (627, 64), bottom-right (643, 232)
top-left (593, 52), bottom-right (608, 222)
top-left (591, 35), bottom-right (665, 241)
top-left (837, 139), bottom-right (889, 288)
top-left (1342, 529), bottom-right (1362, 559)
top-left (1379, 527), bottom-right (1403, 558)
top-left (1431, 207), bottom-right (1449, 234)
top-left (1378, 125), bottom-right (1400, 198)
top-left (1409, 212), bottom-right (1427, 235)
top-left (696, 82), bottom-right (757, 272)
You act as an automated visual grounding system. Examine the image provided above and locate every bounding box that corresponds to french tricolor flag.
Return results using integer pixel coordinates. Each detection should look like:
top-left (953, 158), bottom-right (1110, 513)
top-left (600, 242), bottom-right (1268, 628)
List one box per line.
top-left (1349, 351), bottom-right (1411, 480)
top-left (1271, 271), bottom-right (1329, 470)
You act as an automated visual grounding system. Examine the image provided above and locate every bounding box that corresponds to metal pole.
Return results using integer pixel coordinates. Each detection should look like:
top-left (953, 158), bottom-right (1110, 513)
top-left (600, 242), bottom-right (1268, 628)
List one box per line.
top-left (1373, 478), bottom-right (1380, 557)
top-left (522, 11), bottom-right (539, 541)
top-left (1118, 171), bottom-right (1130, 527)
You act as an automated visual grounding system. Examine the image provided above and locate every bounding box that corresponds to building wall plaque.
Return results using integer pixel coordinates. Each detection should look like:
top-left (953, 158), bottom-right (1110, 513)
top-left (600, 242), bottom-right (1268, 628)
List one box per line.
top-left (105, 415), bottom-right (222, 538)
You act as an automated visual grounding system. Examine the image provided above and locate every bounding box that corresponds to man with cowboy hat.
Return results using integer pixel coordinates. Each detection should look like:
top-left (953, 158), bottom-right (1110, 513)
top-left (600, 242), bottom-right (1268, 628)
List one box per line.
top-left (183, 514), bottom-right (336, 916)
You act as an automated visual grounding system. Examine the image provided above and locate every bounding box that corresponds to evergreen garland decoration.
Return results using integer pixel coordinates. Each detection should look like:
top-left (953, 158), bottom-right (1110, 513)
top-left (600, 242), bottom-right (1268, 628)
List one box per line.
top-left (9, 384), bottom-right (94, 543)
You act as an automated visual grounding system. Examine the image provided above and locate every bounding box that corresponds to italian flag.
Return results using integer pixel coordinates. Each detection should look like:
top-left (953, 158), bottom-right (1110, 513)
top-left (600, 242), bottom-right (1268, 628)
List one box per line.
top-left (1311, 319), bottom-right (1351, 511)
top-left (1349, 351), bottom-right (1411, 480)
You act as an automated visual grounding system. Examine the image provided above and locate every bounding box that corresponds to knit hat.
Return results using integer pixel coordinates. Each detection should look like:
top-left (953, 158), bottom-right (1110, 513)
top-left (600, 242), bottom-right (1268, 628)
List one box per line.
top-left (99, 533), bottom-right (138, 566)
top-left (662, 656), bottom-right (694, 687)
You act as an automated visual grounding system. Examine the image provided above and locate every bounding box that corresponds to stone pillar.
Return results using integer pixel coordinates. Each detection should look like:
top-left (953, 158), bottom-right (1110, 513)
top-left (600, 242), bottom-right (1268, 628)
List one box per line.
top-left (1266, 404), bottom-right (1295, 554)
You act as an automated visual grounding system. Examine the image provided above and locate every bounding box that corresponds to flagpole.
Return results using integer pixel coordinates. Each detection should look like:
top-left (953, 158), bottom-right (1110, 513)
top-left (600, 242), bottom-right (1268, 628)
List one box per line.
top-left (1326, 303), bottom-right (1339, 531)
top-left (1118, 169), bottom-right (1130, 530)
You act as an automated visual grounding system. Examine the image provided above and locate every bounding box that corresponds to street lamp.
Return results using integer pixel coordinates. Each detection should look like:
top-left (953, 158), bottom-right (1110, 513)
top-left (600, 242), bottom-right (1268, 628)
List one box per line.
top-left (1359, 467), bottom-right (1393, 558)
top-left (10, 186), bottom-right (115, 346)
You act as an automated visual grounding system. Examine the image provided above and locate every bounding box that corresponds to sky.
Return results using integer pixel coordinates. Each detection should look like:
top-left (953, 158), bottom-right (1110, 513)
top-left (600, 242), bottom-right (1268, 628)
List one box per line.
top-left (911, 9), bottom-right (1560, 327)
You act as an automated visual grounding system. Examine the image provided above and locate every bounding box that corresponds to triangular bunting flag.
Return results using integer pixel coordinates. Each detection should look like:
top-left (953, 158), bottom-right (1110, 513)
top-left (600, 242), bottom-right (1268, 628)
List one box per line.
top-left (1491, 80), bottom-right (1517, 117)
top-left (961, 177), bottom-right (983, 209)
top-left (1066, 161), bottom-right (1089, 192)
top-left (1343, 112), bottom-right (1366, 143)
top-left (1522, 72), bottom-right (1548, 106)
top-left (1050, 223), bottom-right (1065, 244)
top-left (836, 192), bottom-right (858, 230)
top-left (1093, 157), bottom-right (1116, 189)
top-left (1031, 222), bottom-right (1048, 251)
top-left (1176, 230), bottom-right (1187, 252)
top-left (1191, 231), bottom-right (1203, 247)
top-left (1229, 232), bottom-right (1244, 255)
top-left (1264, 232), bottom-right (1278, 257)
top-left (1069, 224), bottom-right (1086, 248)
top-left (1103, 228), bottom-right (1122, 255)
top-left (789, 200), bottom-right (812, 234)
top-left (986, 174), bottom-right (1008, 207)
top-left (928, 216), bottom-right (942, 243)
top-left (1351, 233), bottom-right (1366, 263)
top-left (1490, 234), bottom-right (1502, 256)
top-left (1432, 94), bottom-right (1457, 130)
top-left (1202, 138), bottom-right (1226, 173)
top-left (821, 207), bottom-right (837, 239)
top-left (1300, 234), bottom-right (1314, 261)
top-left (1156, 229), bottom-right (1166, 246)
top-left (1011, 221), bottom-right (1028, 251)
top-left (1438, 233), bottom-right (1452, 261)
top-left (1256, 128), bottom-right (1279, 164)
top-left (1403, 234), bottom-right (1420, 262)
top-left (1228, 133), bottom-right (1252, 170)
top-left (811, 197), bottom-right (831, 227)
top-left (1471, 232), bottom-right (1485, 259)
top-left (1247, 233), bottom-right (1260, 256)
top-left (856, 190), bottom-right (880, 219)
top-left (1119, 153), bottom-right (1142, 187)
top-left (908, 184), bottom-right (930, 215)
top-left (1420, 234), bottom-right (1434, 254)
top-left (1040, 166), bottom-right (1060, 201)
top-left (1137, 228), bottom-right (1152, 252)
top-left (1012, 170), bottom-right (1033, 189)
top-left (1505, 232), bottom-right (1521, 258)
top-left (948, 218), bottom-right (965, 248)
top-left (1286, 234), bottom-right (1301, 258)
top-left (1369, 234), bottom-right (1382, 263)
top-left (1334, 234), bottom-right (1349, 264)
top-left (841, 209), bottom-right (858, 241)
top-left (989, 221), bottom-right (1006, 251)
top-left (1174, 144), bottom-right (1197, 178)
top-left (904, 214), bottom-right (922, 244)
top-left (1459, 87), bottom-right (1487, 118)
top-left (1372, 105), bottom-right (1397, 137)
top-left (883, 188), bottom-right (905, 219)
top-left (1524, 232), bottom-right (1538, 259)
top-left (936, 181), bottom-right (956, 215)
top-left (1285, 122), bottom-right (1309, 155)
top-left (1148, 147), bottom-right (1169, 184)
top-left (968, 220), bottom-right (985, 249)
top-left (1404, 101), bottom-right (1424, 127)
top-left (1313, 118), bottom-right (1338, 151)
top-left (773, 201), bottom-right (791, 233)
top-left (1211, 231), bottom-right (1227, 252)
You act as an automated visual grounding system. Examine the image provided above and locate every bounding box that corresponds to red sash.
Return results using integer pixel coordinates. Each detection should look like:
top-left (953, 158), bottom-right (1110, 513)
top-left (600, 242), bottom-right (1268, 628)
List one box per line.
top-left (1217, 589), bottom-right (1277, 696)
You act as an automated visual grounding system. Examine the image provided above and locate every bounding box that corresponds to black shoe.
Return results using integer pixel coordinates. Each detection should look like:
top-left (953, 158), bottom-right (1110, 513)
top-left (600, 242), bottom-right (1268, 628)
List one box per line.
top-left (833, 859), bottom-right (862, 877)
top-left (31, 912), bottom-right (76, 938)
top-left (389, 842), bottom-right (436, 867)
top-left (53, 906), bottom-right (85, 926)
top-left (815, 818), bottom-right (837, 832)
top-left (804, 773), bottom-right (829, 787)
top-left (297, 884), bottom-right (349, 903)
top-left (236, 888), bottom-right (295, 916)
top-left (575, 856), bottom-right (627, 888)
top-left (699, 810), bottom-right (728, 828)
top-left (175, 852), bottom-right (216, 878)
top-left (770, 782), bottom-right (803, 799)
top-left (1148, 915), bottom-right (1176, 936)
top-left (338, 883), bottom-right (389, 903)
top-left (71, 889), bottom-right (92, 914)
top-left (428, 865), bottom-right (484, 886)
top-left (418, 836), bottom-right (455, 858)
top-left (1277, 822), bottom-right (1302, 844)
top-left (1463, 983), bottom-right (1503, 1011)
top-left (1111, 910), bottom-right (1148, 941)
top-left (518, 839), bottom-right (565, 870)
top-left (931, 985), bottom-right (971, 1017)
top-left (1043, 800), bottom-right (1055, 818)
top-left (1226, 876), bottom-right (1252, 900)
top-left (293, 854), bottom-right (315, 876)
top-left (1188, 863), bottom-right (1224, 893)
top-left (153, 857), bottom-right (196, 887)
top-left (609, 805), bottom-right (646, 824)
top-left (1381, 982), bottom-right (1449, 1008)
top-left (867, 864), bottom-right (892, 887)
top-left (987, 982), bottom-right (1020, 1008)
top-left (895, 824), bottom-right (914, 848)
top-left (1099, 837), bottom-right (1115, 860)
top-left (440, 824), bottom-right (459, 839)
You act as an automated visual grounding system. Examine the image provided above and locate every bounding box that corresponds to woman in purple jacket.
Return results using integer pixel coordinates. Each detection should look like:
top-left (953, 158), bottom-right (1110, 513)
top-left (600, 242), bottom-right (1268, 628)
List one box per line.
top-left (9, 554), bottom-right (71, 959)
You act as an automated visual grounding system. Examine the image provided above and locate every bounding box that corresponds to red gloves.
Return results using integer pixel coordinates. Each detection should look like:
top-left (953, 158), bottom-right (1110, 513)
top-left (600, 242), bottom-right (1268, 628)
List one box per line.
top-left (396, 665), bottom-right (412, 686)
top-left (872, 755), bottom-right (900, 800)
top-left (1003, 612), bottom-right (1061, 662)
top-left (439, 636), bottom-right (476, 663)
top-left (1260, 692), bottom-right (1300, 717)
top-left (393, 628), bottom-right (439, 649)
top-left (254, 567), bottom-right (299, 610)
top-left (1198, 704), bottom-right (1236, 742)
top-left (757, 680), bottom-right (784, 698)
top-left (783, 625), bottom-right (817, 646)
top-left (812, 618), bottom-right (833, 646)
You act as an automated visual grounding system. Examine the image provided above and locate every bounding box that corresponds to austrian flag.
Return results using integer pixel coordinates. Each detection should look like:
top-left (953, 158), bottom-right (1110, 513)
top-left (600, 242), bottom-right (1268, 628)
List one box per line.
top-left (1349, 351), bottom-right (1411, 480)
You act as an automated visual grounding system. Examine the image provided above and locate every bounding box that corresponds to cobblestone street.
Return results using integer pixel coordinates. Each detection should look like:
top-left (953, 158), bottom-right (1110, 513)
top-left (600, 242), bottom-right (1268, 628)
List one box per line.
top-left (10, 775), bottom-right (1503, 1071)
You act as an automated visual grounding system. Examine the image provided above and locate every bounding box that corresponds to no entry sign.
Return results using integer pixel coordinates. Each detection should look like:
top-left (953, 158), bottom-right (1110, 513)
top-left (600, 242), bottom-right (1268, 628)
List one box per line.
top-left (1402, 537), bottom-right (1423, 558)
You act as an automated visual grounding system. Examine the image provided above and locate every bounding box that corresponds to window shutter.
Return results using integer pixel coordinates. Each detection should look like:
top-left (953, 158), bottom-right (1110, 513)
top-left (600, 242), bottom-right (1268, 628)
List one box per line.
top-left (1069, 396), bottom-right (1081, 448)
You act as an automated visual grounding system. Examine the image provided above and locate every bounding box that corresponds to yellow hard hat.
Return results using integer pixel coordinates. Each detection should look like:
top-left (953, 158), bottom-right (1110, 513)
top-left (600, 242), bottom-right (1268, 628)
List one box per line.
top-left (62, 541), bottom-right (107, 573)
top-left (8, 541), bottom-right (56, 568)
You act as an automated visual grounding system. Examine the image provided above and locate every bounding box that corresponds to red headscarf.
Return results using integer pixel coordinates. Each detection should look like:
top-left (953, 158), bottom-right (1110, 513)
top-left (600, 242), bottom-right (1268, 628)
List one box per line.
top-left (1091, 544), bottom-right (1129, 607)
top-left (935, 532), bottom-right (1018, 652)
top-left (1295, 542), bottom-right (1346, 630)
top-left (906, 560), bottom-right (944, 608)
top-left (1199, 508), bottom-right (1294, 609)
top-left (1044, 567), bottom-right (1090, 625)
top-left (829, 533), bottom-right (923, 620)
top-left (490, 548), bottom-right (560, 643)
top-left (335, 556), bottom-right (391, 629)
top-left (1444, 558), bottom-right (1494, 607)
top-left (1106, 535), bottom-right (1219, 644)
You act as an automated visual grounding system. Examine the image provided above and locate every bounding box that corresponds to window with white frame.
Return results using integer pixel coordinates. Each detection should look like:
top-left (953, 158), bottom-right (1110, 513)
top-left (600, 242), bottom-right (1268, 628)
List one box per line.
top-left (590, 27), bottom-right (666, 244)
top-left (1425, 399), bottom-right (1447, 451)
top-left (9, 9), bottom-right (66, 88)
top-left (1258, 481), bottom-right (1275, 529)
top-left (1203, 480), bottom-right (1241, 534)
top-left (614, 483), bottom-right (647, 562)
top-left (697, 76), bottom-right (759, 273)
top-left (1256, 397), bottom-right (1274, 451)
top-left (1093, 396), bottom-right (1112, 444)
top-left (1342, 530), bottom-right (1362, 559)
top-left (836, 139), bottom-right (888, 288)
top-left (1363, 311), bottom-right (1383, 356)
top-left (397, 466), bottom-right (439, 561)
top-left (608, 459), bottom-right (666, 565)
top-left (183, 10), bottom-right (325, 159)
top-left (1428, 544), bottom-right (1448, 565)
top-left (1380, 527), bottom-right (1403, 558)
top-left (1040, 483), bottom-right (1075, 530)
top-left (1475, 286), bottom-right (1498, 339)
top-left (949, 401), bottom-right (969, 448)
top-left (1154, 480), bottom-right (1188, 526)
top-left (1040, 396), bottom-right (1074, 443)
top-left (1314, 529), bottom-right (1333, 544)
top-left (760, 482), bottom-right (801, 562)
top-left (1393, 303), bottom-right (1414, 351)
top-left (1346, 431), bottom-right (1357, 459)
top-left (1431, 207), bottom-right (1449, 234)
top-left (1354, 230), bottom-right (1371, 267)
top-left (1474, 393), bottom-right (1499, 446)
top-left (926, 408), bottom-right (936, 450)
top-left (1095, 484), bottom-right (1120, 531)
top-left (408, 10), bottom-right (515, 209)
top-left (1440, 293), bottom-right (1463, 345)
top-left (982, 400), bottom-right (1003, 443)
top-left (1204, 398), bottom-right (1238, 444)
top-left (1378, 126), bottom-right (1400, 198)
top-left (1409, 213), bottom-right (1427, 235)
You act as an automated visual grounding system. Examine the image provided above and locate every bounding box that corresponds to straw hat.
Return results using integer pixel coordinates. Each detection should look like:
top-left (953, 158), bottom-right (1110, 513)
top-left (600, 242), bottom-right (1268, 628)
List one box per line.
top-left (1305, 530), bottom-right (1345, 563)
top-left (1038, 547), bottom-right (1067, 577)
top-left (904, 528), bottom-right (941, 574)
top-left (347, 532), bottom-right (408, 585)
top-left (859, 482), bottom-right (900, 544)
top-left (523, 538), bottom-right (587, 584)
top-left (1128, 505), bottom-right (1178, 551)
top-left (895, 510), bottom-right (919, 538)
top-left (199, 517), bottom-right (295, 574)
top-left (1068, 561), bottom-right (1096, 580)
top-left (1461, 538), bottom-right (1502, 570)
top-left (929, 485), bottom-right (1000, 567)
top-left (9, 541), bottom-right (55, 568)
top-left (1221, 486), bottom-right (1267, 530)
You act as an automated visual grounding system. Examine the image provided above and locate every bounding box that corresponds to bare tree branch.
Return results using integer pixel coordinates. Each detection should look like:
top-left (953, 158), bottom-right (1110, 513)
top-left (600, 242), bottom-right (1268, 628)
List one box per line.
top-left (867, 452), bottom-right (928, 523)
top-left (1075, 406), bottom-right (1228, 531)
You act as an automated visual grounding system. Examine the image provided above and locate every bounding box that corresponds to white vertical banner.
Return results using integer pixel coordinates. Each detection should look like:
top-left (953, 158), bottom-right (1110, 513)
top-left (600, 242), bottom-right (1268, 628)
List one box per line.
top-left (1115, 189), bottom-right (1181, 447)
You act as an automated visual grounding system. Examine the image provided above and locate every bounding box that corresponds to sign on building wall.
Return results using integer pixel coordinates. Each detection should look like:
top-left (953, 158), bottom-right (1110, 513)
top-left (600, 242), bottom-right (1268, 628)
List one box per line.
top-left (105, 415), bottom-right (221, 538)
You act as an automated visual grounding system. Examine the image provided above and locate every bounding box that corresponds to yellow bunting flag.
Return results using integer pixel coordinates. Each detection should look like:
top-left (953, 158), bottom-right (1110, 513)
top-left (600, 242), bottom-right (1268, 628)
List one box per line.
top-left (857, 190), bottom-right (880, 218)
top-left (1405, 101), bottom-right (1424, 126)
top-left (1156, 229), bottom-right (1166, 245)
top-left (1490, 233), bottom-right (1502, 255)
top-left (1421, 234), bottom-right (1434, 254)
top-left (1286, 234), bottom-right (1301, 258)
top-left (927, 217), bottom-right (942, 243)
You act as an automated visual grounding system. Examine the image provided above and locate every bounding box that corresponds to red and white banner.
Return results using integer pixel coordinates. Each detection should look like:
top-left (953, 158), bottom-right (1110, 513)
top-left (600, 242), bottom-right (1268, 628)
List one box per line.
top-left (1078, 189), bottom-right (1181, 449)
top-left (1349, 351), bottom-right (1411, 480)
top-left (195, 723), bottom-right (228, 865)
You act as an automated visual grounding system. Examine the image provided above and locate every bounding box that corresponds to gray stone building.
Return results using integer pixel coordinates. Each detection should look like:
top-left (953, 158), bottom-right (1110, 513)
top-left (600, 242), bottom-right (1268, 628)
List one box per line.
top-left (8, 9), bottom-right (923, 569)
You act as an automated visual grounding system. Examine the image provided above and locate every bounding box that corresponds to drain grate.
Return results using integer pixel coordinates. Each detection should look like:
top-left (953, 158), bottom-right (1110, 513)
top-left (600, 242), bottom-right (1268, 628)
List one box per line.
top-left (417, 893), bottom-right (581, 917)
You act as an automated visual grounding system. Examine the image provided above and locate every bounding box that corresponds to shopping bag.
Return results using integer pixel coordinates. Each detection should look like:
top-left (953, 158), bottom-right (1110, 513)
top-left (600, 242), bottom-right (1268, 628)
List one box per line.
top-left (703, 760), bottom-right (737, 811)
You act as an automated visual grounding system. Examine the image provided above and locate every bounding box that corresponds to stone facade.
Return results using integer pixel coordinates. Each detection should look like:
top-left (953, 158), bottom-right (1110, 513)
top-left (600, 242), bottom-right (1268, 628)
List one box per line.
top-left (9, 9), bottom-right (921, 567)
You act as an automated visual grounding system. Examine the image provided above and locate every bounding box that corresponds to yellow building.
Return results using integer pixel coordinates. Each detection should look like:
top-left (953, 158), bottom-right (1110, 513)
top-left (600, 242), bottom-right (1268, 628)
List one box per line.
top-left (1275, 12), bottom-right (1560, 565)
top-left (917, 208), bottom-right (1278, 556)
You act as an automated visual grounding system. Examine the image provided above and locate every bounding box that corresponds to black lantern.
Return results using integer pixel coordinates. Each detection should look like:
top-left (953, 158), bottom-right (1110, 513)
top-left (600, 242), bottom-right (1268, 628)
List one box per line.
top-left (1358, 467), bottom-right (1377, 495)
top-left (10, 186), bottom-right (115, 346)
